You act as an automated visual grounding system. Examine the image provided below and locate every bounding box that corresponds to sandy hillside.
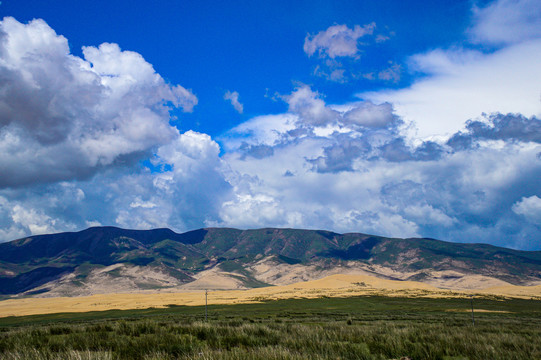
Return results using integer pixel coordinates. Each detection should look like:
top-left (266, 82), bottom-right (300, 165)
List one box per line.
top-left (19, 254), bottom-right (541, 298)
top-left (1, 273), bottom-right (540, 318)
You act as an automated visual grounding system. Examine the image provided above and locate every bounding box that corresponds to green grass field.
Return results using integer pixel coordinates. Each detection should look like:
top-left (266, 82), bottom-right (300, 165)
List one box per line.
top-left (0, 296), bottom-right (540, 359)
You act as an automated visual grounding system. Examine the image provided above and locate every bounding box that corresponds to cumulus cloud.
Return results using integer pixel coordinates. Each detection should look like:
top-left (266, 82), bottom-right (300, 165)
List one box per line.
top-left (308, 135), bottom-right (370, 173)
top-left (0, 17), bottom-right (197, 188)
top-left (224, 90), bottom-right (243, 114)
top-left (304, 23), bottom-right (375, 59)
top-left (2, 14), bottom-right (541, 251)
top-left (223, 86), bottom-right (407, 159)
top-left (225, 86), bottom-right (430, 165)
top-left (219, 113), bottom-right (298, 151)
top-left (469, 0), bottom-right (541, 45)
top-left (220, 141), bottom-right (427, 238)
top-left (218, 84), bottom-right (541, 249)
top-left (283, 86), bottom-right (339, 126)
top-left (141, 130), bottom-right (232, 229)
top-left (2, 76), bottom-right (541, 250)
top-left (512, 195), bottom-right (541, 223)
top-left (304, 23), bottom-right (390, 83)
top-left (220, 126), bottom-right (541, 248)
top-left (447, 113), bottom-right (541, 150)
top-left (342, 102), bottom-right (396, 128)
top-left (0, 182), bottom-right (88, 239)
top-left (218, 193), bottom-right (287, 229)
top-left (0, 129), bottom-right (233, 238)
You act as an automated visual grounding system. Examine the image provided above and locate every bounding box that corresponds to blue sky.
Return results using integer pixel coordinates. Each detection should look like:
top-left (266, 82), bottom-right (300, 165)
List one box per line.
top-left (0, 0), bottom-right (540, 250)
top-left (1, 0), bottom-right (473, 134)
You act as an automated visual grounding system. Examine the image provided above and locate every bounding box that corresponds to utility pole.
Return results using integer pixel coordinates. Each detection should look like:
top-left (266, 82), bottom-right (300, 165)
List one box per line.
top-left (470, 295), bottom-right (475, 326)
top-left (205, 289), bottom-right (208, 322)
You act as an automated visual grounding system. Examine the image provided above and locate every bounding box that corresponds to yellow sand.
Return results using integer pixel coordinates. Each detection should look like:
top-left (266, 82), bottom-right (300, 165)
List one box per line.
top-left (445, 309), bottom-right (511, 313)
top-left (0, 274), bottom-right (539, 318)
top-left (478, 284), bottom-right (541, 297)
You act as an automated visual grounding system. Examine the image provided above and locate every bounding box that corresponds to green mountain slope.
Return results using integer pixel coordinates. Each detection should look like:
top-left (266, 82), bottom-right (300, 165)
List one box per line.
top-left (0, 227), bottom-right (540, 296)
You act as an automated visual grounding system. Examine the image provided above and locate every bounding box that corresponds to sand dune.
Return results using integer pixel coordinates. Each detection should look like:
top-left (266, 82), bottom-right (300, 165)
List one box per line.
top-left (478, 284), bottom-right (541, 297)
top-left (0, 274), bottom-right (539, 318)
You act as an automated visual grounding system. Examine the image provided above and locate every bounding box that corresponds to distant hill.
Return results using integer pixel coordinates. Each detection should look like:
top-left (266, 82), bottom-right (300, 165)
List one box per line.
top-left (0, 227), bottom-right (540, 297)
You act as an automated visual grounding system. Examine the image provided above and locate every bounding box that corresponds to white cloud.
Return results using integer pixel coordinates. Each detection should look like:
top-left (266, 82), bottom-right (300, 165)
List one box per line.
top-left (11, 205), bottom-right (58, 235)
top-left (224, 90), bottom-right (244, 114)
top-left (1, 14), bottom-right (541, 252)
top-left (377, 63), bottom-right (401, 83)
top-left (361, 40), bottom-right (541, 138)
top-left (220, 113), bottom-right (298, 151)
top-left (1, 81), bottom-right (541, 250)
top-left (469, 0), bottom-right (541, 45)
top-left (218, 193), bottom-right (286, 229)
top-left (512, 195), bottom-right (541, 223)
top-left (215, 85), bottom-right (541, 249)
top-left (0, 128), bottom-right (233, 238)
top-left (85, 220), bottom-right (102, 228)
top-left (219, 140), bottom-right (426, 238)
top-left (359, 0), bottom-right (541, 140)
top-left (155, 130), bottom-right (221, 175)
top-left (138, 130), bottom-right (233, 230)
top-left (343, 102), bottom-right (396, 128)
top-left (0, 187), bottom-right (81, 238)
top-left (0, 17), bottom-right (197, 188)
top-left (130, 197), bottom-right (157, 209)
top-left (305, 23), bottom-right (381, 83)
top-left (313, 64), bottom-right (347, 83)
top-left (304, 23), bottom-right (375, 59)
top-left (284, 86), bottom-right (339, 126)
top-left (219, 130), bottom-right (541, 248)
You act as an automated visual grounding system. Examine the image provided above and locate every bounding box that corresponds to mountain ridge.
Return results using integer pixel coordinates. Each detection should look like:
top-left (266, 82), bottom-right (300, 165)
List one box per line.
top-left (1, 226), bottom-right (540, 297)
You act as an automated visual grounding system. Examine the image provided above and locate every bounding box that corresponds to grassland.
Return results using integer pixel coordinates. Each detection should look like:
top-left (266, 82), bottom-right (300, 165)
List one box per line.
top-left (0, 295), bottom-right (540, 360)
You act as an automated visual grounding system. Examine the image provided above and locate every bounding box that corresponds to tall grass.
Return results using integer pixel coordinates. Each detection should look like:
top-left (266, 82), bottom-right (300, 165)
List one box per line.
top-left (0, 296), bottom-right (540, 359)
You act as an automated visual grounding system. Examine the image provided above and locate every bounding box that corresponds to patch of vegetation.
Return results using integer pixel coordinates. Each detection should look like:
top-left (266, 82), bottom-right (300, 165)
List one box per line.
top-left (217, 260), bottom-right (271, 288)
top-left (0, 296), bottom-right (540, 359)
top-left (276, 255), bottom-right (302, 265)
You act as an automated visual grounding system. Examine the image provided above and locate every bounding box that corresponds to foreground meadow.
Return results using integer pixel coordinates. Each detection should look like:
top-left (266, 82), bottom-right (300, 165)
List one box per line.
top-left (0, 296), bottom-right (540, 360)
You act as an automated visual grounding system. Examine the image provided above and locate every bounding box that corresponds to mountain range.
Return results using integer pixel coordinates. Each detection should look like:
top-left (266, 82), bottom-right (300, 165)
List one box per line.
top-left (1, 227), bottom-right (540, 297)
